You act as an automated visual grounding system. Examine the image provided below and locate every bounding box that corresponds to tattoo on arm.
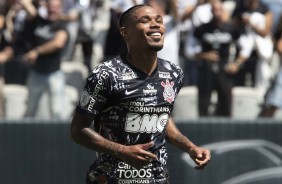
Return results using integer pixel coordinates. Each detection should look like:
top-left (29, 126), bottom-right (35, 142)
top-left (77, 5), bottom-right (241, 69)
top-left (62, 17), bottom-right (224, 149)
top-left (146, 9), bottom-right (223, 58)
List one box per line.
top-left (175, 132), bottom-right (193, 153)
top-left (175, 132), bottom-right (188, 144)
top-left (79, 127), bottom-right (123, 156)
top-left (106, 140), bottom-right (123, 156)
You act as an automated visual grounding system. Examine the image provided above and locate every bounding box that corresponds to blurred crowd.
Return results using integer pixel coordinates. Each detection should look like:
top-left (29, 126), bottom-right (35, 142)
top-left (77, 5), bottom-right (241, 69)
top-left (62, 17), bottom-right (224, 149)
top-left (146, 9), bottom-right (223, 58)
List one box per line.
top-left (0, 0), bottom-right (282, 120)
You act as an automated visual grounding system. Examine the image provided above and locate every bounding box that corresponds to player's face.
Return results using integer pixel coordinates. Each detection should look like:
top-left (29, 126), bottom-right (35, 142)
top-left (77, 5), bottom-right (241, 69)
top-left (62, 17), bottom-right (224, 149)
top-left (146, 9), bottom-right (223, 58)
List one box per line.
top-left (124, 6), bottom-right (166, 52)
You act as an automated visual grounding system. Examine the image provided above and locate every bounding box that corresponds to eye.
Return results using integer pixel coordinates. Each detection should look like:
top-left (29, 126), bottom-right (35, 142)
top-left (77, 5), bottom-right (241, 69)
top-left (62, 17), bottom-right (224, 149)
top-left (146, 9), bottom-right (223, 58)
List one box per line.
top-left (140, 18), bottom-right (150, 24)
top-left (156, 18), bottom-right (163, 24)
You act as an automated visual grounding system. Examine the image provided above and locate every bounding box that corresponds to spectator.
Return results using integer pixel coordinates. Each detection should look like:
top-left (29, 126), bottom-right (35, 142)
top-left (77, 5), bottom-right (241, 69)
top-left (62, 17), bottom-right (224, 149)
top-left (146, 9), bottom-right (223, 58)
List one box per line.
top-left (0, 10), bottom-right (14, 118)
top-left (193, 0), bottom-right (250, 117)
top-left (23, 0), bottom-right (68, 119)
top-left (3, 0), bottom-right (37, 85)
top-left (259, 13), bottom-right (282, 117)
top-left (74, 0), bottom-right (97, 72)
top-left (183, 0), bottom-right (231, 86)
top-left (60, 0), bottom-right (79, 62)
top-left (90, 0), bottom-right (111, 68)
top-left (184, 0), bottom-right (230, 60)
top-left (175, 0), bottom-right (198, 86)
top-left (232, 0), bottom-right (274, 101)
top-left (182, 0), bottom-right (214, 86)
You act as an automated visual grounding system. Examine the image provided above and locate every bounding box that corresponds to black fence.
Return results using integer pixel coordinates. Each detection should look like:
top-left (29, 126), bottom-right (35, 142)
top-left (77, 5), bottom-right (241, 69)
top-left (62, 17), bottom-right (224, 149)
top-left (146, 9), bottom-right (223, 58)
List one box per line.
top-left (1, 118), bottom-right (282, 184)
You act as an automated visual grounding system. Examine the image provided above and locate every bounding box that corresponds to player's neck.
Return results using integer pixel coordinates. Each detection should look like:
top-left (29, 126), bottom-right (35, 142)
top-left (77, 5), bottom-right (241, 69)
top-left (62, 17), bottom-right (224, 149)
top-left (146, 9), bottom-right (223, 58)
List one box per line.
top-left (126, 52), bottom-right (157, 75)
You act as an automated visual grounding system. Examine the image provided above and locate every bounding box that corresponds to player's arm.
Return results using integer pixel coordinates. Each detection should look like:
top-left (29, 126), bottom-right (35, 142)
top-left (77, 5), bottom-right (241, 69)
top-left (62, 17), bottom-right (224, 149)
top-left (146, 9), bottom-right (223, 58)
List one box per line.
top-left (70, 112), bottom-right (158, 169)
top-left (165, 117), bottom-right (211, 169)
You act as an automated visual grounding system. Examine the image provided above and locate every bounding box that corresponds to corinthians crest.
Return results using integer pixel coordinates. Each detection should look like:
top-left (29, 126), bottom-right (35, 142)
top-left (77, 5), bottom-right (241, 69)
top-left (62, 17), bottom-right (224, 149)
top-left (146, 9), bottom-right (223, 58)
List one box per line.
top-left (161, 79), bottom-right (175, 103)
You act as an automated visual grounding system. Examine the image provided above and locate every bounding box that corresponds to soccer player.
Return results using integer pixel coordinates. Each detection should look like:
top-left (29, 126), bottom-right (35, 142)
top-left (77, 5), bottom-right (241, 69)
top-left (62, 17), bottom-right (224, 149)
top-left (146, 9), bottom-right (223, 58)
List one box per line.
top-left (70, 4), bottom-right (211, 184)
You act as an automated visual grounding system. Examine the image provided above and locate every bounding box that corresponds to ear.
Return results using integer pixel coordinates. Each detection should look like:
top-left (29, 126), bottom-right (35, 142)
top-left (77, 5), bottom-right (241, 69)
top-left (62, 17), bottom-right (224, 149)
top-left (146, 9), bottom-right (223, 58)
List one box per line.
top-left (120, 27), bottom-right (128, 39)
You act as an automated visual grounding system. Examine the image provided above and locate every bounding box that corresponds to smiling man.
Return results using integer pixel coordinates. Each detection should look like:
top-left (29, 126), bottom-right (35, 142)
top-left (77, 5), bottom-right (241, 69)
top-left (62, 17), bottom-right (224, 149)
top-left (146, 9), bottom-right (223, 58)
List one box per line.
top-left (70, 4), bottom-right (211, 184)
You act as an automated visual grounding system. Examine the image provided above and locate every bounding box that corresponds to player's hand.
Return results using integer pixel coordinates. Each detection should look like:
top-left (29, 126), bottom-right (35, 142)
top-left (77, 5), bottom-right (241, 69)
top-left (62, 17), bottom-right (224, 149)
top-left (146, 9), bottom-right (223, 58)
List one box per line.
top-left (118, 141), bottom-right (158, 169)
top-left (188, 146), bottom-right (211, 170)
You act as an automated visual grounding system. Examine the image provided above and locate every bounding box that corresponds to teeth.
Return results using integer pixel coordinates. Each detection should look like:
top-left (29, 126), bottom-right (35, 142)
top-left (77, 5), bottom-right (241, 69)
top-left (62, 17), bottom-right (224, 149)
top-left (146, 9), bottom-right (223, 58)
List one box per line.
top-left (150, 32), bottom-right (161, 36)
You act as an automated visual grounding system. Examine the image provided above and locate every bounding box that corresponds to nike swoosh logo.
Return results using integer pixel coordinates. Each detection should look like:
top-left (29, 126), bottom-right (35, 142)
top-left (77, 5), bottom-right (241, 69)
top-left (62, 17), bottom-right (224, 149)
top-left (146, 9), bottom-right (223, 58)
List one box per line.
top-left (125, 89), bottom-right (138, 95)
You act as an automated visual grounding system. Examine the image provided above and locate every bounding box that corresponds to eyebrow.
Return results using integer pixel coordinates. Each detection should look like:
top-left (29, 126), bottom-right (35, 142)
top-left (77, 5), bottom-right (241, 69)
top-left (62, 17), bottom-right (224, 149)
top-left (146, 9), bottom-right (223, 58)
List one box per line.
top-left (137, 14), bottom-right (163, 22)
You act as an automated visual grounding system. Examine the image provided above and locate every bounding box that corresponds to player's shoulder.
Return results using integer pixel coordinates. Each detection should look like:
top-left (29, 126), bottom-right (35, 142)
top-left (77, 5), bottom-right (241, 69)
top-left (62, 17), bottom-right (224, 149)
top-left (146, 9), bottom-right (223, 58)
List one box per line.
top-left (157, 57), bottom-right (183, 76)
top-left (88, 56), bottom-right (125, 77)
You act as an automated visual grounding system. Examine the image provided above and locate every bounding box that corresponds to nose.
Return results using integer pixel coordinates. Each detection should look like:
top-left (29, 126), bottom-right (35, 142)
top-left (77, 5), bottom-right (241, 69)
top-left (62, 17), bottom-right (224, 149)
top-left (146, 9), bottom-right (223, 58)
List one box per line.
top-left (150, 19), bottom-right (161, 28)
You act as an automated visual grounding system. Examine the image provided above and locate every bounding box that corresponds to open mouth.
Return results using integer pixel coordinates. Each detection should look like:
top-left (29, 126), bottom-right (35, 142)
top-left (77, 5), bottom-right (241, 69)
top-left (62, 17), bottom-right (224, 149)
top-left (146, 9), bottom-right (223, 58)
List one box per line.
top-left (148, 32), bottom-right (161, 36)
top-left (147, 32), bottom-right (162, 40)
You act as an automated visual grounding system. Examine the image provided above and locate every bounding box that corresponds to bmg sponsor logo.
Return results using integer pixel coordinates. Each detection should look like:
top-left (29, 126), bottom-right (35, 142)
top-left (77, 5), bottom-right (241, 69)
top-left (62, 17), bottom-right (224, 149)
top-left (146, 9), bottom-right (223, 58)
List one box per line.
top-left (125, 113), bottom-right (169, 133)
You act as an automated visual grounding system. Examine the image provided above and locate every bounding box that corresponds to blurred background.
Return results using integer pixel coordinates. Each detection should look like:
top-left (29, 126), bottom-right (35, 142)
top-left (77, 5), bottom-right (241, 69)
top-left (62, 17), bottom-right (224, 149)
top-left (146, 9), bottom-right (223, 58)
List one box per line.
top-left (0, 0), bottom-right (282, 183)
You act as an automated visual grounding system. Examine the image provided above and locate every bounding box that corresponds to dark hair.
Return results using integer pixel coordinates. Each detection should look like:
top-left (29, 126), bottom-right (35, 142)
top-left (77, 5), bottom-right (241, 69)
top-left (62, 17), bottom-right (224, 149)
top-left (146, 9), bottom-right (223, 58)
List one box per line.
top-left (118, 4), bottom-right (149, 27)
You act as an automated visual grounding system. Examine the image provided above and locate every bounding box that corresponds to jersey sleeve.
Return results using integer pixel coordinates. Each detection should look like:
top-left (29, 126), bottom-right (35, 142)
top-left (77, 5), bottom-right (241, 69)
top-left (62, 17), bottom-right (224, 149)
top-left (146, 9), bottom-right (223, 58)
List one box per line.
top-left (175, 66), bottom-right (184, 95)
top-left (170, 62), bottom-right (184, 96)
top-left (75, 64), bottom-right (111, 117)
top-left (170, 64), bottom-right (184, 113)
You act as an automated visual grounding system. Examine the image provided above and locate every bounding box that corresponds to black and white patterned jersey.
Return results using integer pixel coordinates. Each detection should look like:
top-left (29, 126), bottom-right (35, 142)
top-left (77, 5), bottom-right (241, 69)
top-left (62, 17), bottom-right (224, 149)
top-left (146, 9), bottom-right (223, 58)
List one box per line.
top-left (76, 54), bottom-right (183, 184)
